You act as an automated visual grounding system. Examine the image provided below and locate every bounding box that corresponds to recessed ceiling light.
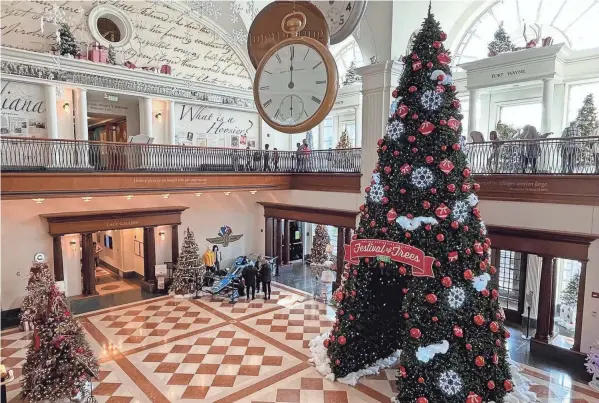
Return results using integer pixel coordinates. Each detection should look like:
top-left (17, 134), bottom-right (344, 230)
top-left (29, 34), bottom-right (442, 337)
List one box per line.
top-left (32, 198), bottom-right (45, 204)
top-left (250, 190), bottom-right (257, 195)
top-left (195, 192), bottom-right (202, 197)
top-left (162, 193), bottom-right (170, 199)
top-left (81, 197), bottom-right (93, 202)
top-left (224, 192), bottom-right (231, 196)
top-left (124, 195), bottom-right (134, 200)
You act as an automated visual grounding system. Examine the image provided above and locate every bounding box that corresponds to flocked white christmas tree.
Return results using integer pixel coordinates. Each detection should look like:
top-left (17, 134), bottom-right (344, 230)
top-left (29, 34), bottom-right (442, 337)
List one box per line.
top-left (171, 227), bottom-right (201, 297)
top-left (20, 262), bottom-right (54, 330)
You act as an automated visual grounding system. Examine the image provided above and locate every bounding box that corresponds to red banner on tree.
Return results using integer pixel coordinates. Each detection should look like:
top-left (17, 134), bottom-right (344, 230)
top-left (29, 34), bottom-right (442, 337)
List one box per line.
top-left (344, 239), bottom-right (435, 278)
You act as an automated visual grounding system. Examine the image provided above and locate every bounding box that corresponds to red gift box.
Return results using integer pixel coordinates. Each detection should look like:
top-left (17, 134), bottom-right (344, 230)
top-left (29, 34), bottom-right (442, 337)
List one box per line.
top-left (124, 61), bottom-right (136, 69)
top-left (88, 43), bottom-right (102, 62)
top-left (160, 65), bottom-right (171, 74)
top-left (99, 45), bottom-right (108, 63)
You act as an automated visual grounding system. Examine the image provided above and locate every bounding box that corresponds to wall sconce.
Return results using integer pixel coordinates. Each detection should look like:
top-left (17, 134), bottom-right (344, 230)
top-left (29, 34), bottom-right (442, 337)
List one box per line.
top-left (195, 192), bottom-right (202, 197)
top-left (32, 198), bottom-right (45, 204)
top-left (162, 193), bottom-right (170, 199)
top-left (250, 190), bottom-right (257, 195)
top-left (224, 191), bottom-right (231, 196)
top-left (124, 195), bottom-right (134, 200)
top-left (69, 240), bottom-right (77, 251)
top-left (159, 230), bottom-right (166, 241)
top-left (81, 196), bottom-right (92, 202)
top-left (63, 103), bottom-right (70, 113)
top-left (155, 112), bottom-right (163, 122)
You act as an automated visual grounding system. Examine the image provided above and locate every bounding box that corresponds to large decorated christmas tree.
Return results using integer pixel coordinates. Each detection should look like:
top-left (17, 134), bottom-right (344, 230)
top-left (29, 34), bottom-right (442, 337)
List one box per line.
top-left (575, 94), bottom-right (598, 137)
top-left (322, 6), bottom-right (517, 402)
top-left (21, 285), bottom-right (99, 402)
top-left (171, 227), bottom-right (201, 296)
top-left (20, 262), bottom-right (54, 328)
top-left (337, 129), bottom-right (353, 149)
top-left (311, 224), bottom-right (331, 264)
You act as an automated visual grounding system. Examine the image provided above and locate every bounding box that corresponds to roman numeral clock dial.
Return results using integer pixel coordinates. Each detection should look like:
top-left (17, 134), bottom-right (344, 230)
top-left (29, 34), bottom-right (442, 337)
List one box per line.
top-left (254, 16), bottom-right (339, 134)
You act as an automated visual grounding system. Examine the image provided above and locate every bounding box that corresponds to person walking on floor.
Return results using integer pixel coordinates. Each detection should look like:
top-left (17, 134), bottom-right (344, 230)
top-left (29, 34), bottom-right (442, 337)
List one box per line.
top-left (259, 256), bottom-right (272, 300)
top-left (254, 257), bottom-right (262, 294)
top-left (242, 263), bottom-right (256, 300)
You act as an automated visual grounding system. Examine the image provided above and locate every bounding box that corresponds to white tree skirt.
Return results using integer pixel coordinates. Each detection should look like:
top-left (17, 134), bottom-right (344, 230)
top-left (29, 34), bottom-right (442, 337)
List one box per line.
top-left (309, 332), bottom-right (537, 402)
top-left (170, 291), bottom-right (195, 299)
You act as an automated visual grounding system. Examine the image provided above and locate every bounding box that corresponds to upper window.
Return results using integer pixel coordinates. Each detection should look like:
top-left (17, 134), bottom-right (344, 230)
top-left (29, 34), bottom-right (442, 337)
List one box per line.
top-left (454, 0), bottom-right (599, 68)
top-left (97, 17), bottom-right (121, 43)
top-left (331, 36), bottom-right (364, 84)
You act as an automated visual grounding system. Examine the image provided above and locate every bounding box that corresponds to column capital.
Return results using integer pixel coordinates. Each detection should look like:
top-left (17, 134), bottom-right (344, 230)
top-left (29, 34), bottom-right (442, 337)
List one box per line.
top-left (356, 60), bottom-right (402, 94)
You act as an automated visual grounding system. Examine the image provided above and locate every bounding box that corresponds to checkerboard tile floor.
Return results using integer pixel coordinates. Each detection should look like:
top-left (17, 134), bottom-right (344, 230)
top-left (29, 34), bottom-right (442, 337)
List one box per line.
top-left (245, 300), bottom-right (336, 355)
top-left (4, 285), bottom-right (599, 403)
top-left (198, 286), bottom-right (305, 318)
top-left (127, 324), bottom-right (301, 401)
top-left (87, 298), bottom-right (224, 352)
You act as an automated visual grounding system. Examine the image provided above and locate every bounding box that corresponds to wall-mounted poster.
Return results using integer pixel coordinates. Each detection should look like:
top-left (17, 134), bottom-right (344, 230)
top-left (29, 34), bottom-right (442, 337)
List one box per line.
top-left (1, 81), bottom-right (47, 137)
top-left (198, 138), bottom-right (208, 147)
top-left (248, 140), bottom-right (256, 148)
top-left (175, 103), bottom-right (258, 148)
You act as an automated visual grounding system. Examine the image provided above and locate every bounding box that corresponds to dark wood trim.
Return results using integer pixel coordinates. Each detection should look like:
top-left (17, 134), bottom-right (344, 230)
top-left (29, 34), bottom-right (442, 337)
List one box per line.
top-left (41, 206), bottom-right (188, 236)
top-left (81, 233), bottom-right (96, 296)
top-left (283, 219), bottom-right (290, 265)
top-left (259, 202), bottom-right (358, 229)
top-left (534, 255), bottom-right (554, 342)
top-left (487, 225), bottom-right (598, 261)
top-left (549, 258), bottom-right (558, 337)
top-left (289, 173), bottom-right (361, 193)
top-left (265, 217), bottom-right (273, 257)
top-left (1, 308), bottom-right (21, 330)
top-left (517, 252), bottom-right (528, 317)
top-left (476, 174), bottom-right (599, 206)
top-left (52, 235), bottom-right (64, 281)
top-left (335, 227), bottom-right (345, 291)
top-left (143, 227), bottom-right (156, 283)
top-left (573, 260), bottom-right (587, 352)
top-left (275, 218), bottom-right (283, 268)
top-left (171, 225), bottom-right (179, 264)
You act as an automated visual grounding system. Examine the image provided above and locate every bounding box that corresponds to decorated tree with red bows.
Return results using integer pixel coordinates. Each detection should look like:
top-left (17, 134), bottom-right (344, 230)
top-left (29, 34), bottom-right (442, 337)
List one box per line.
top-left (21, 285), bottom-right (99, 402)
top-left (324, 5), bottom-right (514, 402)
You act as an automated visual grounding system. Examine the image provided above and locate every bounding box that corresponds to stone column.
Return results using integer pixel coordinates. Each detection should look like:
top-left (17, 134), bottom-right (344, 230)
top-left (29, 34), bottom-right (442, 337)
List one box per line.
top-left (264, 217), bottom-right (273, 257)
top-left (275, 218), bottom-right (282, 276)
top-left (81, 233), bottom-right (96, 295)
top-left (332, 114), bottom-right (340, 147)
top-left (318, 122), bottom-right (325, 149)
top-left (534, 255), bottom-right (554, 342)
top-left (168, 100), bottom-right (176, 145)
top-left (356, 61), bottom-right (402, 194)
top-left (171, 224), bottom-right (179, 264)
top-left (354, 101), bottom-right (362, 148)
top-left (142, 227), bottom-right (157, 292)
top-left (52, 235), bottom-right (64, 282)
top-left (334, 227), bottom-right (345, 291)
top-left (541, 78), bottom-right (555, 135)
top-left (468, 88), bottom-right (479, 139)
top-left (573, 260), bottom-right (587, 352)
top-left (344, 228), bottom-right (352, 245)
top-left (73, 88), bottom-right (89, 168)
top-left (139, 97), bottom-right (153, 137)
top-left (44, 85), bottom-right (60, 167)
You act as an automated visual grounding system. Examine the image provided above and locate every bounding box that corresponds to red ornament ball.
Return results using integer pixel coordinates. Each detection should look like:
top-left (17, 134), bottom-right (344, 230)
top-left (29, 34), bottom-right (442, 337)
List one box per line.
top-left (405, 232), bottom-right (412, 239)
top-left (426, 293), bottom-right (438, 304)
top-left (437, 74), bottom-right (445, 82)
top-left (435, 260), bottom-right (441, 267)
top-left (335, 359), bottom-right (341, 366)
top-left (412, 147), bottom-right (419, 153)
top-left (441, 276), bottom-right (452, 287)
top-left (384, 166), bottom-right (392, 174)
top-left (379, 261), bottom-right (385, 268)
top-left (491, 289), bottom-right (499, 299)
top-left (490, 321), bottom-right (500, 333)
top-left (351, 290), bottom-right (357, 297)
top-left (474, 314), bottom-right (485, 326)
top-left (323, 339), bottom-right (330, 348)
top-left (393, 150), bottom-right (400, 157)
top-left (399, 366), bottom-right (407, 378)
top-left (462, 183), bottom-right (471, 192)
top-left (377, 138), bottom-right (384, 146)
top-left (430, 188), bottom-right (437, 194)
top-left (451, 221), bottom-right (459, 229)
top-left (466, 343), bottom-right (472, 350)
top-left (384, 185), bottom-right (390, 191)
top-left (400, 188), bottom-right (407, 194)
top-left (411, 53), bottom-right (419, 60)
top-left (432, 41), bottom-right (442, 49)
top-left (423, 201), bottom-right (431, 209)
top-left (439, 119), bottom-right (447, 126)
top-left (403, 312), bottom-right (409, 319)
top-left (432, 316), bottom-right (439, 322)
top-left (382, 197), bottom-right (389, 205)
top-left (463, 226), bottom-right (469, 232)
top-left (440, 32), bottom-right (447, 41)
top-left (412, 113), bottom-right (419, 120)
top-left (493, 353), bottom-right (499, 365)
top-left (452, 99), bottom-right (461, 109)
top-left (365, 186), bottom-right (371, 193)
top-left (408, 135), bottom-right (416, 143)
top-left (410, 328), bottom-right (422, 339)
top-left (418, 377), bottom-right (425, 383)
top-left (452, 143), bottom-right (461, 151)
top-left (349, 314), bottom-right (354, 321)
top-left (381, 145), bottom-right (388, 152)
top-left (416, 397), bottom-right (428, 403)
top-left (426, 61), bottom-right (433, 69)
top-left (463, 168), bottom-right (472, 178)
top-left (464, 270), bottom-right (474, 280)
top-left (399, 266), bottom-right (407, 275)
top-left (504, 380), bottom-right (513, 391)
top-left (359, 204), bottom-right (365, 211)
top-left (338, 336), bottom-right (347, 345)
top-left (504, 330), bottom-right (511, 339)
top-left (465, 248), bottom-right (472, 255)
top-left (392, 89), bottom-right (398, 98)
top-left (369, 220), bottom-right (376, 228)
top-left (353, 270), bottom-right (358, 276)
top-left (450, 85), bottom-right (456, 91)
top-left (381, 227), bottom-right (388, 233)
top-left (488, 380), bottom-right (496, 390)
top-left (441, 145), bottom-right (448, 151)
top-left (453, 325), bottom-right (463, 338)
top-left (436, 233), bottom-right (445, 242)
top-left (496, 339), bottom-right (502, 347)
top-left (407, 213), bottom-right (413, 219)
top-left (364, 258), bottom-right (370, 263)
top-left (409, 86), bottom-right (417, 93)
top-left (447, 183), bottom-right (456, 192)
top-left (425, 155), bottom-right (434, 164)
top-left (481, 289), bottom-right (490, 297)
top-left (424, 224), bottom-right (432, 231)
top-left (475, 356), bottom-right (486, 367)
top-left (473, 183), bottom-right (481, 191)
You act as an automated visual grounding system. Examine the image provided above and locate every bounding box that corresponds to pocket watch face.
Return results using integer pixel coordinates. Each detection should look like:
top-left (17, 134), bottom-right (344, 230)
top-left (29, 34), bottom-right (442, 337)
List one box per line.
top-left (257, 43), bottom-right (329, 127)
top-left (314, 1), bottom-right (367, 44)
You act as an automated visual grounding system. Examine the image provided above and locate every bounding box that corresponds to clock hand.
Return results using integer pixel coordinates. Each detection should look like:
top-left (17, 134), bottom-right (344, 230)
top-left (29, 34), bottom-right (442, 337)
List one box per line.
top-left (290, 95), bottom-right (293, 117)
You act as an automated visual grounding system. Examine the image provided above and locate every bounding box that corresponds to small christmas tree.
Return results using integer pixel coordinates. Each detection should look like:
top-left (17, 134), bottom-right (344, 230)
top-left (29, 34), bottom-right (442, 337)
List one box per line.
top-left (107, 45), bottom-right (117, 65)
top-left (342, 60), bottom-right (362, 86)
top-left (311, 224), bottom-right (331, 264)
top-left (575, 94), bottom-right (598, 137)
top-left (336, 129), bottom-right (353, 149)
top-left (20, 262), bottom-right (54, 329)
top-left (561, 273), bottom-right (580, 307)
top-left (496, 120), bottom-right (520, 140)
top-left (171, 227), bottom-right (201, 296)
top-left (21, 285), bottom-right (99, 402)
top-left (488, 22), bottom-right (515, 56)
top-left (52, 23), bottom-right (79, 57)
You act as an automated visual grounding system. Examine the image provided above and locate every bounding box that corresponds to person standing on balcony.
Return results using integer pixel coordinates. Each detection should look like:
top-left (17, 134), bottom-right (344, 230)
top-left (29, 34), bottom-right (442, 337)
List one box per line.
top-left (295, 142), bottom-right (302, 171)
top-left (301, 138), bottom-right (311, 171)
top-left (521, 125), bottom-right (541, 174)
top-left (273, 148), bottom-right (279, 171)
top-left (263, 144), bottom-right (271, 171)
top-left (486, 130), bottom-right (501, 173)
top-left (561, 121), bottom-right (580, 174)
top-left (244, 146), bottom-right (252, 171)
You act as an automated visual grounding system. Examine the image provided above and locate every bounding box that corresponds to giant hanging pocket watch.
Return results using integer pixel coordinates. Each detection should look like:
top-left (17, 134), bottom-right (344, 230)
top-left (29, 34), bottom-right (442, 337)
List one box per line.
top-left (254, 11), bottom-right (339, 134)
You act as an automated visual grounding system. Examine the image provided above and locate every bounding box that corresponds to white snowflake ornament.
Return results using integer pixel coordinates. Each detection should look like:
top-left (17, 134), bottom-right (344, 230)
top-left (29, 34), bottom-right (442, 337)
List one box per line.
top-left (447, 287), bottom-right (466, 309)
top-left (438, 370), bottom-right (463, 396)
top-left (452, 200), bottom-right (469, 223)
top-left (411, 167), bottom-right (434, 189)
top-left (386, 120), bottom-right (404, 140)
top-left (421, 90), bottom-right (442, 111)
top-left (369, 183), bottom-right (385, 203)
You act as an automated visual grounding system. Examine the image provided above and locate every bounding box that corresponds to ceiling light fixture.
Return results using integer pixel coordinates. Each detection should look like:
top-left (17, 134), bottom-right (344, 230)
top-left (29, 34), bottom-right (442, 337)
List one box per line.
top-left (250, 190), bottom-right (257, 195)
top-left (155, 112), bottom-right (163, 122)
top-left (124, 195), bottom-right (134, 200)
top-left (81, 197), bottom-right (93, 202)
top-left (32, 198), bottom-right (45, 204)
top-left (224, 192), bottom-right (231, 196)
top-left (63, 103), bottom-right (70, 113)
top-left (195, 192), bottom-right (202, 197)
top-left (162, 193), bottom-right (170, 199)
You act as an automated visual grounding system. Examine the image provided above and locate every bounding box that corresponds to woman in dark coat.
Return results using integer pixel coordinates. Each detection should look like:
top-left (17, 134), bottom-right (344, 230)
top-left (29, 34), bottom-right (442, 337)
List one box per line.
top-left (242, 264), bottom-right (256, 300)
top-left (259, 257), bottom-right (272, 300)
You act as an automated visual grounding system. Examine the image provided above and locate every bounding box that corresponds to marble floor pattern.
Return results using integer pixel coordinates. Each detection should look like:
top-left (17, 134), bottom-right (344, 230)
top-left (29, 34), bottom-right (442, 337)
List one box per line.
top-left (2, 282), bottom-right (599, 403)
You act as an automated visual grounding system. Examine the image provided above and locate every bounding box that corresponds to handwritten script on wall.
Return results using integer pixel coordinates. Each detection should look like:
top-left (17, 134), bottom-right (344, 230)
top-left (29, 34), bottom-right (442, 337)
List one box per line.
top-left (0, 0), bottom-right (252, 90)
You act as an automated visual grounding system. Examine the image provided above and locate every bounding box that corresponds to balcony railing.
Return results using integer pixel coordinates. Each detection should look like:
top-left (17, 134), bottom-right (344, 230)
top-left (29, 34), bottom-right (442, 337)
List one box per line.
top-left (2, 136), bottom-right (598, 175)
top-left (0, 137), bottom-right (361, 174)
top-left (465, 136), bottom-right (599, 175)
